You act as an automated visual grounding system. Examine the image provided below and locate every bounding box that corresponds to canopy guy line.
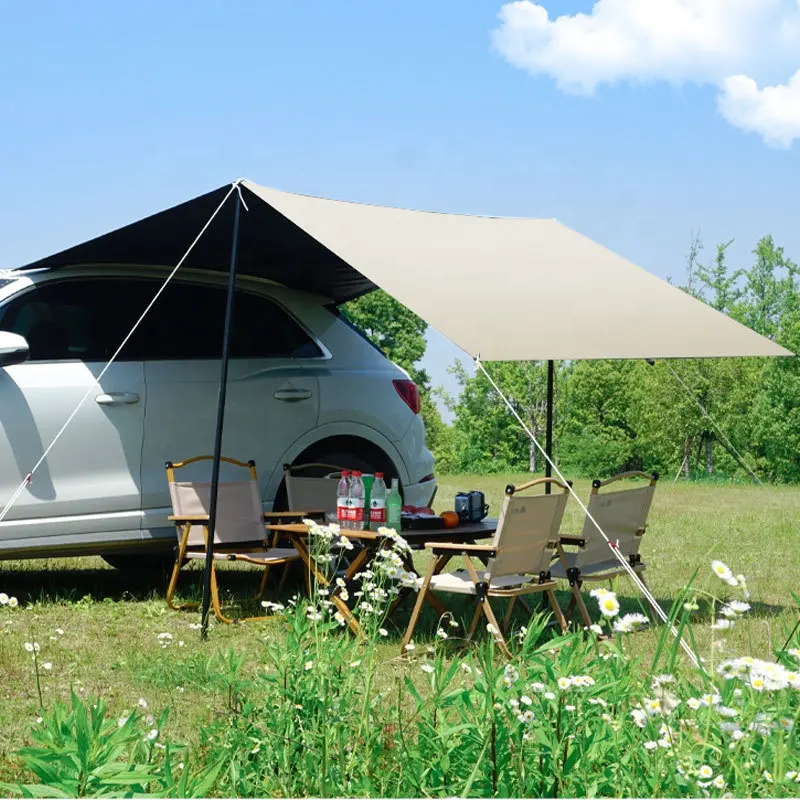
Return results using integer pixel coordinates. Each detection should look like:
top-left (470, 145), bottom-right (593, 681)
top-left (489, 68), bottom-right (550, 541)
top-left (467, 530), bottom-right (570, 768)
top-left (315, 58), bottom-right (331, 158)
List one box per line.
top-left (662, 359), bottom-right (800, 541)
top-left (475, 358), bottom-right (701, 668)
top-left (662, 360), bottom-right (763, 486)
top-left (0, 182), bottom-right (241, 526)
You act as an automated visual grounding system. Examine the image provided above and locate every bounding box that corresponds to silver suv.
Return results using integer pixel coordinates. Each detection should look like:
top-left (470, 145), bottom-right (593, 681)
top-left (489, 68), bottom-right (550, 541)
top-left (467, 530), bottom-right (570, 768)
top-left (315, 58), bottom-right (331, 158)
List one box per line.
top-left (0, 266), bottom-right (436, 566)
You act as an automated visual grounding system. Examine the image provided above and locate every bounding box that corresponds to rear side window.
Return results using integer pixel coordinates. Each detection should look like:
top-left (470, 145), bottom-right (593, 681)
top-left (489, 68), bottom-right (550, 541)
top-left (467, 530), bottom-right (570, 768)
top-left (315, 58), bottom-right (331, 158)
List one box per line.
top-left (123, 280), bottom-right (323, 360)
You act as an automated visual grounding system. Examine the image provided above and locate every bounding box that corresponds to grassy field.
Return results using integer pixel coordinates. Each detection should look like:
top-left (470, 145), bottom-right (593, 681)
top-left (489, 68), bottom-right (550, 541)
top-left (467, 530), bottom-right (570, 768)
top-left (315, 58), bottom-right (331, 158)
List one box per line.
top-left (0, 475), bottom-right (798, 783)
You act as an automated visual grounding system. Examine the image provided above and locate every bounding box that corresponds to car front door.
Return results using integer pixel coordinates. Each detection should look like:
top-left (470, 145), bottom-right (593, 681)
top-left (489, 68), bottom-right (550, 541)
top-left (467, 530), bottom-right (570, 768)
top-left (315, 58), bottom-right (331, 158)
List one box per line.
top-left (0, 278), bottom-right (146, 551)
top-left (128, 280), bottom-right (321, 539)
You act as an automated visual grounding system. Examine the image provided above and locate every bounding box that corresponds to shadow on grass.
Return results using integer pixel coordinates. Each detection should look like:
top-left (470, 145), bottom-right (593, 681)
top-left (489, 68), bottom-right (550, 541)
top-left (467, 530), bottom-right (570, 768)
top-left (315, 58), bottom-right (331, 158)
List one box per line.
top-left (0, 559), bottom-right (308, 607)
top-left (0, 559), bottom-right (789, 637)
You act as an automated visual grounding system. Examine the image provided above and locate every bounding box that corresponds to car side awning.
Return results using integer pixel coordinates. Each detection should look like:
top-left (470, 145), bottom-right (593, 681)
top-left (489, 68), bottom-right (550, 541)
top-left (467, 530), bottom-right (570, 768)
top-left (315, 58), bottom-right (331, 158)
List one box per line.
top-left (20, 178), bottom-right (793, 361)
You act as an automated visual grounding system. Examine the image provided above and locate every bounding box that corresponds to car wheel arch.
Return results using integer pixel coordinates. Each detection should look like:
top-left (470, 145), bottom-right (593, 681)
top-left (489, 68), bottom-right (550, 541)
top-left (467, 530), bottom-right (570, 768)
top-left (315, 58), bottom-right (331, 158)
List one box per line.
top-left (268, 433), bottom-right (403, 511)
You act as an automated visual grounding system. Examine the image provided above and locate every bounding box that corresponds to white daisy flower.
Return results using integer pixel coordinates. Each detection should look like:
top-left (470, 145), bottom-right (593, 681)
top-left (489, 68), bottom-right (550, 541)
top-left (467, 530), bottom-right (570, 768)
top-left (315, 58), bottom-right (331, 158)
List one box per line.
top-left (698, 765), bottom-right (713, 779)
top-left (711, 619), bottom-right (734, 630)
top-left (643, 741), bottom-right (658, 751)
top-left (597, 593), bottom-right (620, 618)
top-left (420, 663), bottom-right (435, 674)
top-left (711, 560), bottom-right (735, 583)
top-left (613, 613), bottom-right (649, 633)
top-left (146, 729), bottom-right (159, 741)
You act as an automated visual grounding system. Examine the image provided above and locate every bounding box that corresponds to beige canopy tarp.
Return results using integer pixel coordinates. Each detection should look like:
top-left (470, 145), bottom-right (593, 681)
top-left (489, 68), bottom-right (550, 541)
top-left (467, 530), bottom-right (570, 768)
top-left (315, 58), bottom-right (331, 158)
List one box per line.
top-left (21, 178), bottom-right (793, 360)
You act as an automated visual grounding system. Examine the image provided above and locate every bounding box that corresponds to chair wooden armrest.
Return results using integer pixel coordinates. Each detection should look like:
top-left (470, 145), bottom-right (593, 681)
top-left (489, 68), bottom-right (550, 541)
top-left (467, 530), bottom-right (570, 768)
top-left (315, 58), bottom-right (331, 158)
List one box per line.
top-left (559, 534), bottom-right (586, 546)
top-left (594, 470), bottom-right (659, 489)
top-left (424, 542), bottom-right (497, 556)
top-left (168, 514), bottom-right (210, 523)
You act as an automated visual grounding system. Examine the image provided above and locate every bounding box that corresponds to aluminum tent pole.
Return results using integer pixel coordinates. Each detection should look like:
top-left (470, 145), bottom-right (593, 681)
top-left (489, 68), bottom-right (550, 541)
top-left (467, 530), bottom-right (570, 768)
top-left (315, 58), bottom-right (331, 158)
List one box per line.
top-left (545, 360), bottom-right (554, 494)
top-left (200, 189), bottom-right (242, 640)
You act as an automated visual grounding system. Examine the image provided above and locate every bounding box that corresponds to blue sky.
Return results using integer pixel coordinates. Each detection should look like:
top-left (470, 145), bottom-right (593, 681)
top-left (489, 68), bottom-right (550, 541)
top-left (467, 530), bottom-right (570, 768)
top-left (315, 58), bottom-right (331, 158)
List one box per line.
top-left (1, 1), bottom-right (798, 416)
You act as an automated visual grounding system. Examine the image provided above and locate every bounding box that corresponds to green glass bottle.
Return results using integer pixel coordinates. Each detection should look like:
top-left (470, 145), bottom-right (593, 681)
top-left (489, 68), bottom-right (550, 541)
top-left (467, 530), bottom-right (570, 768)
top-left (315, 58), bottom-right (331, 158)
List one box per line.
top-left (386, 478), bottom-right (402, 531)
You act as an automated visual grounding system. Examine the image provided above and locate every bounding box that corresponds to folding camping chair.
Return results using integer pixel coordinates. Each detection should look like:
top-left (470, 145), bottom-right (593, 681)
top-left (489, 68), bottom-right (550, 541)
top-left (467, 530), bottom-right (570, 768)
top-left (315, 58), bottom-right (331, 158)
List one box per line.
top-left (165, 456), bottom-right (301, 624)
top-left (283, 462), bottom-right (348, 518)
top-left (401, 477), bottom-right (570, 658)
top-left (550, 471), bottom-right (659, 626)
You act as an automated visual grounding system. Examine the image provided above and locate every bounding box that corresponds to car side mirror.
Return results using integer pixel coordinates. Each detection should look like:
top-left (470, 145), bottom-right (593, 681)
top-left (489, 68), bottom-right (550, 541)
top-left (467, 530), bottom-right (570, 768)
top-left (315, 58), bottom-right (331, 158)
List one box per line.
top-left (0, 331), bottom-right (30, 367)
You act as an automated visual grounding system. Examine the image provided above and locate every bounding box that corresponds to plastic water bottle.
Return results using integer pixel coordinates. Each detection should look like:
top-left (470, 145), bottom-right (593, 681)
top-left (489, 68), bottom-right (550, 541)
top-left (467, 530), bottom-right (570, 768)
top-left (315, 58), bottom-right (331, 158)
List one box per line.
top-left (350, 471), bottom-right (366, 530)
top-left (386, 478), bottom-right (402, 531)
top-left (369, 472), bottom-right (387, 530)
top-left (337, 471), bottom-right (351, 528)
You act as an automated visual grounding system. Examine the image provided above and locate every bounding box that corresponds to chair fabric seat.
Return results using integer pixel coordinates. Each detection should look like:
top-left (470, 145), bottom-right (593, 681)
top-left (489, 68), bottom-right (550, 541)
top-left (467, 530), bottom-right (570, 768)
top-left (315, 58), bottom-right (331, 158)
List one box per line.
top-left (185, 547), bottom-right (298, 564)
top-left (550, 553), bottom-right (646, 579)
top-left (421, 570), bottom-right (540, 595)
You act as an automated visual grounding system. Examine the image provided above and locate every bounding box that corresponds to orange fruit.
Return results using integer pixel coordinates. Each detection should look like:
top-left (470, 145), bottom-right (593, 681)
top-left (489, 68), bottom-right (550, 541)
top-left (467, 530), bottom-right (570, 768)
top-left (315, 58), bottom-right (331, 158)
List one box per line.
top-left (440, 511), bottom-right (459, 529)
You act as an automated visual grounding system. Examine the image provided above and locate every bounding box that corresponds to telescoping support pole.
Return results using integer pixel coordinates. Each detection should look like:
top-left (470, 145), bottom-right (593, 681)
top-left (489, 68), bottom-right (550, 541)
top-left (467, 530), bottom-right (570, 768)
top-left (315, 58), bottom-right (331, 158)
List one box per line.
top-left (200, 190), bottom-right (242, 639)
top-left (545, 360), bottom-right (554, 494)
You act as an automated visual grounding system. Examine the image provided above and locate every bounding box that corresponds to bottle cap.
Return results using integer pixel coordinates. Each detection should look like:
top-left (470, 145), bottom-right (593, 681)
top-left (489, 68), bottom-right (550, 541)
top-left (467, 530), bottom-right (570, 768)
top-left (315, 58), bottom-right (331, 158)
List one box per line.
top-left (375, 472), bottom-right (384, 478)
top-left (341, 470), bottom-right (351, 476)
top-left (352, 470), bottom-right (362, 477)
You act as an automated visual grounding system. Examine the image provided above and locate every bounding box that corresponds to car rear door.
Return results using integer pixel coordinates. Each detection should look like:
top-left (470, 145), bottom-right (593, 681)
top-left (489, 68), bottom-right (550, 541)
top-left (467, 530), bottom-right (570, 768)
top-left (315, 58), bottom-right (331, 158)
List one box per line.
top-left (129, 280), bottom-right (321, 538)
top-left (0, 278), bottom-right (146, 550)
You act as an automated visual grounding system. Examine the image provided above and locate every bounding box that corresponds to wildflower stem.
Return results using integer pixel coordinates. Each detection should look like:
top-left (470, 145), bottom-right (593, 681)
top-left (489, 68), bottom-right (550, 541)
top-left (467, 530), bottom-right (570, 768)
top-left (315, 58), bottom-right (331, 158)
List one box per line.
top-left (29, 626), bottom-right (43, 710)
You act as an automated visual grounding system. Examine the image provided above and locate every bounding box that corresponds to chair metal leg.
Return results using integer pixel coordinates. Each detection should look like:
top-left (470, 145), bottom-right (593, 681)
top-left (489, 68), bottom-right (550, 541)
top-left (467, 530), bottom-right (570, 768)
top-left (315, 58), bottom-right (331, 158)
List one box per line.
top-left (209, 568), bottom-right (235, 625)
top-left (546, 589), bottom-right (568, 633)
top-left (466, 601), bottom-right (482, 641)
top-left (166, 525), bottom-right (198, 611)
top-left (401, 560), bottom-right (437, 654)
top-left (482, 599), bottom-right (512, 659)
top-left (572, 583), bottom-right (593, 628)
top-left (502, 597), bottom-right (517, 633)
top-left (256, 566), bottom-right (271, 600)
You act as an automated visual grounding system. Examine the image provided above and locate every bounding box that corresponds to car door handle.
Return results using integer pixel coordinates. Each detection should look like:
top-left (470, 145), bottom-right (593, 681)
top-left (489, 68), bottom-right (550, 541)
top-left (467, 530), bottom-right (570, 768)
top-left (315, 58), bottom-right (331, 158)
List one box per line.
top-left (272, 388), bottom-right (312, 402)
top-left (96, 392), bottom-right (140, 406)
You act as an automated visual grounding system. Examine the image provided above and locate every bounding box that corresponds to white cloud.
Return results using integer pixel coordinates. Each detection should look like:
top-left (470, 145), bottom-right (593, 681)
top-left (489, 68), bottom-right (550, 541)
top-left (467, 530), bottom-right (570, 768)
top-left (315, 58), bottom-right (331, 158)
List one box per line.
top-left (718, 71), bottom-right (800, 147)
top-left (493, 0), bottom-right (800, 146)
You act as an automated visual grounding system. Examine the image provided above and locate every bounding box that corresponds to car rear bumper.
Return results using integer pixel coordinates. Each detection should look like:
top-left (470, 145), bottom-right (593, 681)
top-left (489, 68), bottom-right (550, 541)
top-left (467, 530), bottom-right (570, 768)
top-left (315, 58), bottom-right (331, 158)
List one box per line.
top-left (403, 476), bottom-right (438, 509)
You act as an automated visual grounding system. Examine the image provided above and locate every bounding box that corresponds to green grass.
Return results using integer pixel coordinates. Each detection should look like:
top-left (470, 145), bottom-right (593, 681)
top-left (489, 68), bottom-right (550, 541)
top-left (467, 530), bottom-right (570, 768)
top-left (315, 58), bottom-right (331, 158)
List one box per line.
top-left (0, 476), bottom-right (798, 788)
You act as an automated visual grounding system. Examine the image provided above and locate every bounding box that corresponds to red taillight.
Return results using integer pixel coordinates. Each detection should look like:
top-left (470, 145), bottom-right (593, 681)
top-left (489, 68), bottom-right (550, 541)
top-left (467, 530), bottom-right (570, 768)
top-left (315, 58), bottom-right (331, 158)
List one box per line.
top-left (393, 379), bottom-right (420, 414)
